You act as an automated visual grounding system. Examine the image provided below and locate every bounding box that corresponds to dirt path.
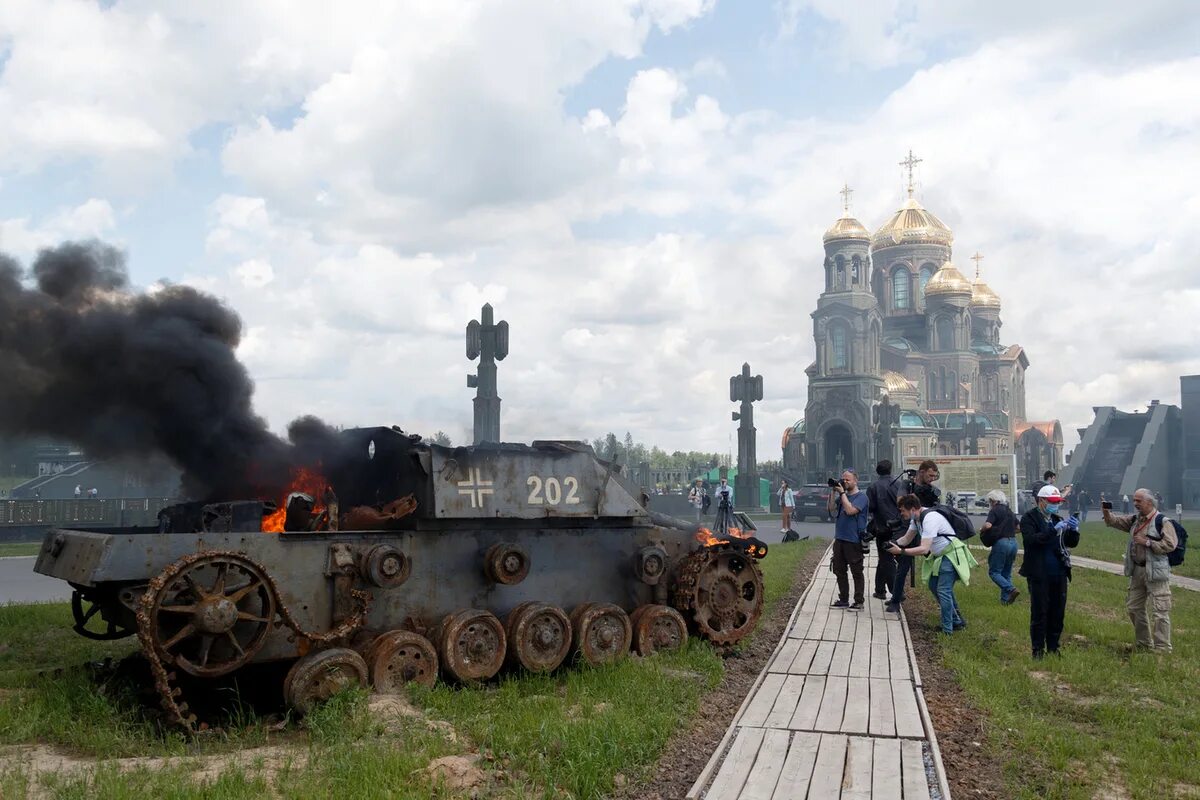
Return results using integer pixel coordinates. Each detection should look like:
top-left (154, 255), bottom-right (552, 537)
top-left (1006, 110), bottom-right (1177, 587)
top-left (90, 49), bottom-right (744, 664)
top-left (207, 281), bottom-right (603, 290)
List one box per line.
top-left (620, 543), bottom-right (828, 800)
top-left (905, 590), bottom-right (1006, 800)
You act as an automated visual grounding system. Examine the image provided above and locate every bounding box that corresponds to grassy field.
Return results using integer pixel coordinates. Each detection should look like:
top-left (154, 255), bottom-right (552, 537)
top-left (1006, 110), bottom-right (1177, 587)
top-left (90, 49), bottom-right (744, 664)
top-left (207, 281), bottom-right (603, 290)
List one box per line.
top-left (0, 542), bottom-right (41, 558)
top-left (916, 554), bottom-right (1200, 800)
top-left (0, 538), bottom-right (823, 799)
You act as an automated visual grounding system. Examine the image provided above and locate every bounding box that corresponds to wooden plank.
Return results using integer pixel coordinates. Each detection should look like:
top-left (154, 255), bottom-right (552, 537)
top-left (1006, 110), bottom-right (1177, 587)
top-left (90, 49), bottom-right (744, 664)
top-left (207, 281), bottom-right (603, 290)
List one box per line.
top-left (870, 644), bottom-right (890, 680)
top-left (787, 640), bottom-right (818, 675)
top-left (847, 635), bottom-right (872, 678)
top-left (868, 674), bottom-right (896, 737)
top-left (901, 739), bottom-right (931, 800)
top-left (770, 731), bottom-right (820, 800)
top-left (741, 673), bottom-right (786, 727)
top-left (870, 619), bottom-right (890, 645)
top-left (803, 601), bottom-right (831, 640)
top-left (841, 677), bottom-right (870, 735)
top-left (872, 738), bottom-right (904, 799)
top-left (842, 736), bottom-right (874, 800)
top-left (805, 734), bottom-right (848, 799)
top-left (821, 606), bottom-right (844, 640)
top-left (828, 641), bottom-right (853, 677)
top-left (764, 676), bottom-right (806, 729)
top-left (889, 627), bottom-right (911, 680)
top-left (738, 728), bottom-right (790, 800)
top-left (892, 679), bottom-right (925, 739)
top-left (838, 610), bottom-right (857, 642)
top-left (705, 726), bottom-right (766, 800)
top-left (769, 639), bottom-right (801, 674)
top-left (788, 675), bottom-right (825, 731)
top-left (809, 640), bottom-right (836, 675)
top-left (813, 675), bottom-right (848, 733)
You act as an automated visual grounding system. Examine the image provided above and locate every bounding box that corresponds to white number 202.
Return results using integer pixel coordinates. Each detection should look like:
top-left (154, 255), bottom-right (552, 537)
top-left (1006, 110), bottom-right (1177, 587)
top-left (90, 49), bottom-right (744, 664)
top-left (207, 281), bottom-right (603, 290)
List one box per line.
top-left (527, 475), bottom-right (581, 506)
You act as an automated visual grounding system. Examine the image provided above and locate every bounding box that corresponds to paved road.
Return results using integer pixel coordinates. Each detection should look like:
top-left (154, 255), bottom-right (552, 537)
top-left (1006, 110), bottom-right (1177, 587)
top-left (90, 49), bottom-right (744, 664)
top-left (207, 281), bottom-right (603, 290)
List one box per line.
top-left (0, 556), bottom-right (71, 605)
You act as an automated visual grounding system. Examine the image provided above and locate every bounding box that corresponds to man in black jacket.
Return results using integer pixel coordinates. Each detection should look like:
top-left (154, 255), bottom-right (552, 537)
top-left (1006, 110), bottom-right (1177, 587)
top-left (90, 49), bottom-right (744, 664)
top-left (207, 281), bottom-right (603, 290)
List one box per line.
top-left (1019, 484), bottom-right (1081, 658)
top-left (866, 460), bottom-right (903, 600)
top-left (885, 459), bottom-right (940, 613)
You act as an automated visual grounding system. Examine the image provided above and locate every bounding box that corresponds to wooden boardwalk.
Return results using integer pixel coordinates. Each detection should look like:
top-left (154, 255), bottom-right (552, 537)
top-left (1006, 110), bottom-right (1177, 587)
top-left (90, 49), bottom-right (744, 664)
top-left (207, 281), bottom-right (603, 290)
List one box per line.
top-left (688, 545), bottom-right (951, 800)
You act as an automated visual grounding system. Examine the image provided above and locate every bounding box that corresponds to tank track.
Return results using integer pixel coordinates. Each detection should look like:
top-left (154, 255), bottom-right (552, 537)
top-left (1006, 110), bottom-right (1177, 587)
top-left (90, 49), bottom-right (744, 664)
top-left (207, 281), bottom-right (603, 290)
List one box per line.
top-left (135, 549), bottom-right (372, 734)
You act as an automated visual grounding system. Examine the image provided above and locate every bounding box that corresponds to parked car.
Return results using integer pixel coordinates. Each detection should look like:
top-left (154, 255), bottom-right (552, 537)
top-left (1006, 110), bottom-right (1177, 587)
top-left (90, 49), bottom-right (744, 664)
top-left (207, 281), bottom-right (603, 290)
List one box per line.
top-left (796, 484), bottom-right (834, 522)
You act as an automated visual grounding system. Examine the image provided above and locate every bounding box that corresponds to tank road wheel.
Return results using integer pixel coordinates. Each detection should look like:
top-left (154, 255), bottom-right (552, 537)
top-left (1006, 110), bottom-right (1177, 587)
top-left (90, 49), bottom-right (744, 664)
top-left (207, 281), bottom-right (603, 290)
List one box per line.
top-left (369, 630), bottom-right (439, 691)
top-left (144, 552), bottom-right (277, 677)
top-left (631, 604), bottom-right (688, 657)
top-left (505, 602), bottom-right (571, 673)
top-left (283, 647), bottom-right (368, 714)
top-left (571, 603), bottom-right (632, 666)
top-left (438, 610), bottom-right (506, 683)
top-left (675, 546), bottom-right (764, 647)
top-left (484, 543), bottom-right (530, 585)
top-left (71, 589), bottom-right (135, 640)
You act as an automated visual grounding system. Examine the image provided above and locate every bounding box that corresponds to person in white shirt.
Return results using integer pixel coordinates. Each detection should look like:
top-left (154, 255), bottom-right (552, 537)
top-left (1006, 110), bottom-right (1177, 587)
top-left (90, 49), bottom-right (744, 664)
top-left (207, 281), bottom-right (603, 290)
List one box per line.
top-left (688, 480), bottom-right (704, 522)
top-left (777, 480), bottom-right (795, 532)
top-left (887, 493), bottom-right (968, 634)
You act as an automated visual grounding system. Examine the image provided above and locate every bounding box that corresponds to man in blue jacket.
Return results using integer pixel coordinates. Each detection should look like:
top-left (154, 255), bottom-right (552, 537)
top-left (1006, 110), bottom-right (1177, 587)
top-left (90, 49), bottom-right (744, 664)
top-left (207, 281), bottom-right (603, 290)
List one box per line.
top-left (1018, 484), bottom-right (1080, 659)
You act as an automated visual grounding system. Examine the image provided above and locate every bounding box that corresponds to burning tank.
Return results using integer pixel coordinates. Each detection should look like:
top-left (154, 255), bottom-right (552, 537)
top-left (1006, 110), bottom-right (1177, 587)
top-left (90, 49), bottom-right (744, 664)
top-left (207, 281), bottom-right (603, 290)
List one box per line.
top-left (33, 427), bottom-right (767, 730)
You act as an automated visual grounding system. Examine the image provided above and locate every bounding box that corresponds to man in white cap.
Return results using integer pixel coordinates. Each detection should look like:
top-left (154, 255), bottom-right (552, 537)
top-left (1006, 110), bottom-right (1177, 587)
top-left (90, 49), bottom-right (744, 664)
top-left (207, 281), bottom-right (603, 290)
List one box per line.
top-left (1018, 484), bottom-right (1080, 658)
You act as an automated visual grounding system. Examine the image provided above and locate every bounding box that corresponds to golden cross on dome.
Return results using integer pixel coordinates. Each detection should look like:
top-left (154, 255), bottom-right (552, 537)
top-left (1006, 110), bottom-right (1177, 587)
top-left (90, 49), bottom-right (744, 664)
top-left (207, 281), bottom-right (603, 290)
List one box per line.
top-left (899, 149), bottom-right (923, 198)
top-left (971, 251), bottom-right (984, 279)
top-left (839, 183), bottom-right (853, 213)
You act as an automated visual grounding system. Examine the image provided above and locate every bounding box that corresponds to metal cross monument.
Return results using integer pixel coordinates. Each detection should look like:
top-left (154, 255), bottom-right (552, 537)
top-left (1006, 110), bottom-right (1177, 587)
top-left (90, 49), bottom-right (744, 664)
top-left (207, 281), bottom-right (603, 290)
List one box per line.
top-left (466, 303), bottom-right (509, 444)
top-left (730, 363), bottom-right (764, 510)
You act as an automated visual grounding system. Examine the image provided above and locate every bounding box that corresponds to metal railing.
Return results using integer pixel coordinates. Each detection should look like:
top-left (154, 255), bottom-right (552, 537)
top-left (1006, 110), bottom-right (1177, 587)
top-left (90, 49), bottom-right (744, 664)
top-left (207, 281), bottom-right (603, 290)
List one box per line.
top-left (0, 498), bottom-right (176, 528)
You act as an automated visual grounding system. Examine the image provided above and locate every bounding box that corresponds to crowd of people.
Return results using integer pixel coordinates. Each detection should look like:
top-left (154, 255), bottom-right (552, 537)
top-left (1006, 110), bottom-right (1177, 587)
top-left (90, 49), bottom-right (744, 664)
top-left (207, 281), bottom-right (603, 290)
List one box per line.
top-left (818, 458), bottom-right (1180, 657)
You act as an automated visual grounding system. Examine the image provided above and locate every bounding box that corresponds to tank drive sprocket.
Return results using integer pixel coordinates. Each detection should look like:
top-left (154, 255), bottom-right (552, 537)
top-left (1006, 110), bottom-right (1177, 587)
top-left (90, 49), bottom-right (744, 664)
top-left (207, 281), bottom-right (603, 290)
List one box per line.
top-left (673, 544), bottom-right (764, 647)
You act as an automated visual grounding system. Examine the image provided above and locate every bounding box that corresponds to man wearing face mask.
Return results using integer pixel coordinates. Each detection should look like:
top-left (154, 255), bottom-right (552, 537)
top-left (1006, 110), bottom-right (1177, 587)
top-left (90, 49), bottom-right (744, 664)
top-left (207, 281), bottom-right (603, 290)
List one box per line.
top-left (1018, 484), bottom-right (1081, 659)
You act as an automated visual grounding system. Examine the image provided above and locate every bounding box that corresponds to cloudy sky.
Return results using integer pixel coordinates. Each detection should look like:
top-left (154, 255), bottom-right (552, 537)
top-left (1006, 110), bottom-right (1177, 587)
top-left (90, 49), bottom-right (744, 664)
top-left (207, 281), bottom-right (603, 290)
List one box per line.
top-left (1, 0), bottom-right (1198, 460)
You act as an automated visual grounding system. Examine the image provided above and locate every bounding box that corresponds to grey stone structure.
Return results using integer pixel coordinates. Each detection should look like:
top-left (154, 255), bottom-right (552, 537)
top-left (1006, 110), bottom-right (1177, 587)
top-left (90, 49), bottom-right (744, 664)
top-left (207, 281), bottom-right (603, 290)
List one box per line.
top-left (731, 363), bottom-right (763, 509)
top-left (465, 303), bottom-right (509, 444)
top-left (1061, 400), bottom-right (1182, 506)
top-left (786, 159), bottom-right (1062, 482)
top-left (1183, 375), bottom-right (1200, 507)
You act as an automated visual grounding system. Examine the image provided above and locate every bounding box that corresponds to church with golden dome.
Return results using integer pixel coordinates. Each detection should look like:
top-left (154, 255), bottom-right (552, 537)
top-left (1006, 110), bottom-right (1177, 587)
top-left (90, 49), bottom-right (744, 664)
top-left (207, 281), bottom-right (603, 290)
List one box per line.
top-left (782, 152), bottom-right (1063, 484)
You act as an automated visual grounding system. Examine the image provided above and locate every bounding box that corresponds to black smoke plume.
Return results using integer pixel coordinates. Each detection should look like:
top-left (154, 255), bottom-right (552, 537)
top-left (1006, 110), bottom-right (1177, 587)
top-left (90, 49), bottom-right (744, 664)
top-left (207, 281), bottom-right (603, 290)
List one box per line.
top-left (0, 241), bottom-right (331, 499)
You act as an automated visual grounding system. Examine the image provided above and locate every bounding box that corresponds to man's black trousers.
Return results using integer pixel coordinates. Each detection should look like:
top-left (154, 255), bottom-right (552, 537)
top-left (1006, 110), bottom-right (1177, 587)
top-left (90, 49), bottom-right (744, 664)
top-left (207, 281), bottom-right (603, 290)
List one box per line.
top-left (831, 539), bottom-right (865, 604)
top-left (874, 539), bottom-right (896, 596)
top-left (1026, 575), bottom-right (1069, 655)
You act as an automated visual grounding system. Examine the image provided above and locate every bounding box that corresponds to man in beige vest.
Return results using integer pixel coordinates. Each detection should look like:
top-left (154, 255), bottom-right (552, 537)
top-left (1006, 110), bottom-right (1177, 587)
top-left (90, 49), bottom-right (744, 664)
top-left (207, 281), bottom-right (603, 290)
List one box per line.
top-left (1103, 488), bottom-right (1177, 653)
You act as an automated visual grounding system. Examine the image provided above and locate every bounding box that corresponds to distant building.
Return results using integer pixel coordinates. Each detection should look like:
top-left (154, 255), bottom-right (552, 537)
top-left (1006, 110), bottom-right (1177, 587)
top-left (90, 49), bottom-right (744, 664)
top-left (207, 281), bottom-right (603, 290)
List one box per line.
top-left (784, 156), bottom-right (1062, 484)
top-left (1061, 399), bottom-right (1182, 507)
top-left (1183, 375), bottom-right (1200, 507)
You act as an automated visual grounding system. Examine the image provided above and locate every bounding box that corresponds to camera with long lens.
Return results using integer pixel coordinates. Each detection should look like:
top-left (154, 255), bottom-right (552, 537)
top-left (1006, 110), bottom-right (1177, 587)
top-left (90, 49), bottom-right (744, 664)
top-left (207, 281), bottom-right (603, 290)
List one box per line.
top-left (827, 477), bottom-right (845, 491)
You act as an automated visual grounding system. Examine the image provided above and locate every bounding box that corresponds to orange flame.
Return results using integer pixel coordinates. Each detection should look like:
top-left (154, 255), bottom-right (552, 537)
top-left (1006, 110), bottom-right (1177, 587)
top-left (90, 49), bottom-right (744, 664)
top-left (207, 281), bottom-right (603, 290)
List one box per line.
top-left (261, 466), bottom-right (328, 532)
top-left (694, 526), bottom-right (752, 547)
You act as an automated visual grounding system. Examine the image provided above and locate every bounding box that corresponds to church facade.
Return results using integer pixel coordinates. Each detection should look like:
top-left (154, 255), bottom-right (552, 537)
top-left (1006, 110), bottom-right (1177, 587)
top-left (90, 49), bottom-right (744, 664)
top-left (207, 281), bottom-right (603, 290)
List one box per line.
top-left (782, 157), bottom-right (1063, 485)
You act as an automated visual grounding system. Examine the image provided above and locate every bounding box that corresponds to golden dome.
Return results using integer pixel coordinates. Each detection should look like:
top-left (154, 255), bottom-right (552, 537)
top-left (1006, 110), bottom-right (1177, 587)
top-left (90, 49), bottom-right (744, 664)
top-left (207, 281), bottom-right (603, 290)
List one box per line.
top-left (971, 280), bottom-right (1002, 309)
top-left (823, 213), bottom-right (870, 244)
top-left (871, 197), bottom-right (953, 249)
top-left (925, 262), bottom-right (972, 297)
top-left (882, 370), bottom-right (916, 394)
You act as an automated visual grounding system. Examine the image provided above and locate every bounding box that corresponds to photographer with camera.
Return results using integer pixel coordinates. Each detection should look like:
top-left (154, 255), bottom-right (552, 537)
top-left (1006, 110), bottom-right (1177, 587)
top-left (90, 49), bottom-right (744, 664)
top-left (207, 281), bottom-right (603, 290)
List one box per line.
top-left (885, 459), bottom-right (940, 613)
top-left (886, 492), bottom-right (977, 635)
top-left (828, 468), bottom-right (869, 610)
top-left (867, 460), bottom-right (903, 600)
top-left (1103, 488), bottom-right (1177, 653)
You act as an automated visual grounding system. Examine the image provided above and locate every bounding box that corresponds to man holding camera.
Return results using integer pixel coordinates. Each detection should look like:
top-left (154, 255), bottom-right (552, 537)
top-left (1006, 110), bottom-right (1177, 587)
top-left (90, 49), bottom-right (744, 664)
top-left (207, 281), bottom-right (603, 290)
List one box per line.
top-left (887, 493), bottom-right (976, 635)
top-left (828, 468), bottom-right (869, 609)
top-left (867, 459), bottom-right (903, 600)
top-left (885, 459), bottom-right (940, 613)
top-left (1103, 488), bottom-right (1176, 653)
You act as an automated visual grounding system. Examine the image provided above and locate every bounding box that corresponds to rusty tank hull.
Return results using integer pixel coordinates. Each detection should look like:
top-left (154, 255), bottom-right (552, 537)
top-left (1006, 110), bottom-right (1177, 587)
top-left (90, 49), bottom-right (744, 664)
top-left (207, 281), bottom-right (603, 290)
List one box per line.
top-left (34, 427), bottom-right (766, 727)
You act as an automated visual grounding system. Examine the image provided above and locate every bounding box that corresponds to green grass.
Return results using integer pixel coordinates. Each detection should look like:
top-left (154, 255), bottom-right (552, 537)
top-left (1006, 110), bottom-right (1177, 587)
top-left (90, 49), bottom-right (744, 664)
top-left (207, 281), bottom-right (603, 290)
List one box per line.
top-left (0, 538), bottom-right (825, 798)
top-left (0, 542), bottom-right (42, 558)
top-left (1068, 521), bottom-right (1200, 580)
top-left (913, 555), bottom-right (1200, 800)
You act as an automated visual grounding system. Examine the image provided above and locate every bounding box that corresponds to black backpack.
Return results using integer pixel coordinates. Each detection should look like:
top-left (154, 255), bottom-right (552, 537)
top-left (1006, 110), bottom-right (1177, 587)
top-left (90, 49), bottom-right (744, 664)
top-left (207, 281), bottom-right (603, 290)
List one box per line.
top-left (920, 504), bottom-right (977, 541)
top-left (1149, 514), bottom-right (1187, 567)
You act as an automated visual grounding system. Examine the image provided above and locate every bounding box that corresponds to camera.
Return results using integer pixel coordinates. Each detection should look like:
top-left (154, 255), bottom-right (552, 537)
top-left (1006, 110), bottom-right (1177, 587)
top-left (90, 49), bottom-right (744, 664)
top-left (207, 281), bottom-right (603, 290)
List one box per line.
top-left (1101, 500), bottom-right (1113, 510)
top-left (827, 477), bottom-right (845, 490)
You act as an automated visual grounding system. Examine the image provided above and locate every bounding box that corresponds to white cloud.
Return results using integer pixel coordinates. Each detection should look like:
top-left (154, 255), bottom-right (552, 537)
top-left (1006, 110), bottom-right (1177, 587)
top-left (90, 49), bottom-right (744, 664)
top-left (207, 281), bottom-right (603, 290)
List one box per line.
top-left (0, 199), bottom-right (118, 259)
